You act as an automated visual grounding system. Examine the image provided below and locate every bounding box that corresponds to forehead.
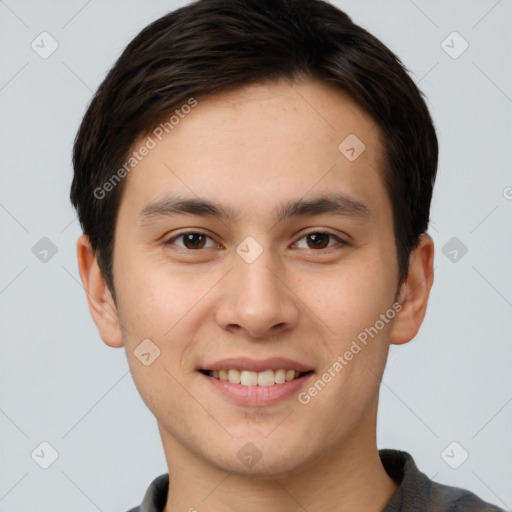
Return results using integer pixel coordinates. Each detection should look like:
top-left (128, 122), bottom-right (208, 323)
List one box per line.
top-left (118, 77), bottom-right (388, 222)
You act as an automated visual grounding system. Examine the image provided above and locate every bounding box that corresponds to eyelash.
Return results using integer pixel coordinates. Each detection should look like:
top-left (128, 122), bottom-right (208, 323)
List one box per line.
top-left (164, 230), bottom-right (346, 252)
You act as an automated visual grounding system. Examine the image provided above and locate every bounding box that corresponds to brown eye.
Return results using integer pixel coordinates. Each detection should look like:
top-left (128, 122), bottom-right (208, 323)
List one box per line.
top-left (306, 233), bottom-right (330, 249)
top-left (183, 233), bottom-right (206, 249)
top-left (165, 232), bottom-right (215, 250)
top-left (295, 232), bottom-right (342, 250)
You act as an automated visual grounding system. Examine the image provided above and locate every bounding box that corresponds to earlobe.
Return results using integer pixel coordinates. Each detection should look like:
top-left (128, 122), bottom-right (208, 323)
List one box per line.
top-left (389, 234), bottom-right (435, 345)
top-left (76, 234), bottom-right (124, 348)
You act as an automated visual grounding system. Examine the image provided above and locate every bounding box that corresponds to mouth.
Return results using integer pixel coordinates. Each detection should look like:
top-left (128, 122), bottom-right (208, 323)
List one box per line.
top-left (198, 368), bottom-right (314, 387)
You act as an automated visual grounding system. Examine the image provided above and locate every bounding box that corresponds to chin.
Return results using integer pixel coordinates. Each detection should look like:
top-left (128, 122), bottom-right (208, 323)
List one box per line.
top-left (215, 450), bottom-right (311, 479)
top-left (205, 430), bottom-right (316, 478)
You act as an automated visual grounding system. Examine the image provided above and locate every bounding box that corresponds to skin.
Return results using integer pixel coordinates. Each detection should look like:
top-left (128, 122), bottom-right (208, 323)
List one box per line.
top-left (77, 77), bottom-right (434, 512)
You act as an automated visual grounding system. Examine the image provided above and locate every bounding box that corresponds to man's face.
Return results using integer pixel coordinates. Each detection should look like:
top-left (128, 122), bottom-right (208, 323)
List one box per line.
top-left (112, 78), bottom-right (401, 476)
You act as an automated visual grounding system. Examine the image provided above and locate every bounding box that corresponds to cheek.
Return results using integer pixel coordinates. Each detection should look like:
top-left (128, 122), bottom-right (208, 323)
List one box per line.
top-left (115, 265), bottom-right (202, 415)
top-left (115, 252), bottom-right (211, 340)
top-left (294, 257), bottom-right (397, 347)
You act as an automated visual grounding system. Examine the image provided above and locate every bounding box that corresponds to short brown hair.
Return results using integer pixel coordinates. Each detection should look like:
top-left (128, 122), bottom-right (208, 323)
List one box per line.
top-left (70, 0), bottom-right (438, 300)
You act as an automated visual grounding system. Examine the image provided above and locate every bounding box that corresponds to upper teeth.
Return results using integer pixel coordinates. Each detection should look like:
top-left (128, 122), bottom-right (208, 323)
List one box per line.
top-left (209, 369), bottom-right (301, 386)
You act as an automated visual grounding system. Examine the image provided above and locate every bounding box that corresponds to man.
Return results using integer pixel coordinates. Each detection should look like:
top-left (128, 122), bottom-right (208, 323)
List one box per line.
top-left (70, 0), bottom-right (505, 510)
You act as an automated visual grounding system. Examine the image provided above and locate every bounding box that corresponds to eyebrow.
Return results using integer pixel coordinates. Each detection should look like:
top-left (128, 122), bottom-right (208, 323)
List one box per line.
top-left (137, 193), bottom-right (371, 226)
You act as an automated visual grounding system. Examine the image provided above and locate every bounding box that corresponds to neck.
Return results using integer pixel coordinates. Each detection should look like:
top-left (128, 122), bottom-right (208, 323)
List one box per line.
top-left (159, 407), bottom-right (398, 512)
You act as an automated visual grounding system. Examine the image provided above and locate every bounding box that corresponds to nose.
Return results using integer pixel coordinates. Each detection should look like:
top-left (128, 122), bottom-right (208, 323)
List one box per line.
top-left (214, 245), bottom-right (300, 338)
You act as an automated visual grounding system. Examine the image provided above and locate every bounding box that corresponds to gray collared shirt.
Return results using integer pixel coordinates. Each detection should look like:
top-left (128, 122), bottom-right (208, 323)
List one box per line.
top-left (127, 449), bottom-right (505, 511)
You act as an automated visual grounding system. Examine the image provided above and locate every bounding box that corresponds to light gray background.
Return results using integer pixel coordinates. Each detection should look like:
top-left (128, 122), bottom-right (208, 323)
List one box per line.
top-left (1, 0), bottom-right (511, 510)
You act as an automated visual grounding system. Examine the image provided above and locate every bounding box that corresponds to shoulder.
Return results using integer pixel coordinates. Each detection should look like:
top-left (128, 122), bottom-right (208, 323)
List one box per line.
top-left (429, 479), bottom-right (505, 511)
top-left (124, 473), bottom-right (169, 512)
top-left (380, 449), bottom-right (505, 512)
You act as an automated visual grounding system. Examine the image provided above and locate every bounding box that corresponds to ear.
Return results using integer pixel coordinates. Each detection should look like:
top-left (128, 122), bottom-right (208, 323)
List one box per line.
top-left (389, 234), bottom-right (434, 345)
top-left (76, 234), bottom-right (124, 348)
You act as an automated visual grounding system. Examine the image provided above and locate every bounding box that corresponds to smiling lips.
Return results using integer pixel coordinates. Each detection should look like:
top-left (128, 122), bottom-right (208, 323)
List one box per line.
top-left (200, 357), bottom-right (314, 387)
top-left (206, 368), bottom-right (309, 386)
